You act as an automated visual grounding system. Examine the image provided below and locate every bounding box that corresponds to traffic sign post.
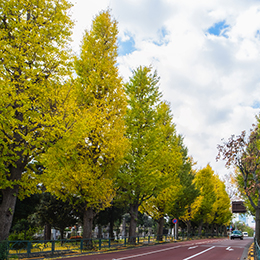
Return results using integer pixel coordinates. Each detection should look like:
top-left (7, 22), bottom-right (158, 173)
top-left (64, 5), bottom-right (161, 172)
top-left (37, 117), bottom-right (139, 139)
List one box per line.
top-left (172, 219), bottom-right (178, 224)
top-left (172, 219), bottom-right (178, 240)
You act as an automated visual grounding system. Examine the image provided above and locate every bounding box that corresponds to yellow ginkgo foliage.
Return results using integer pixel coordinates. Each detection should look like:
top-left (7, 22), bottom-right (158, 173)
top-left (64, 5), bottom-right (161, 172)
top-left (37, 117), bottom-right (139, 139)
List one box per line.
top-left (0, 0), bottom-right (74, 241)
top-left (42, 10), bottom-right (129, 239)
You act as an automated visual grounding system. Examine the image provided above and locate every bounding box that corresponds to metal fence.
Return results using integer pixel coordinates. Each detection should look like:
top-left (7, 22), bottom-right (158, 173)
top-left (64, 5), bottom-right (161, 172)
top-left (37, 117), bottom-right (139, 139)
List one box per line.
top-left (255, 237), bottom-right (260, 260)
top-left (5, 233), bottom-right (226, 259)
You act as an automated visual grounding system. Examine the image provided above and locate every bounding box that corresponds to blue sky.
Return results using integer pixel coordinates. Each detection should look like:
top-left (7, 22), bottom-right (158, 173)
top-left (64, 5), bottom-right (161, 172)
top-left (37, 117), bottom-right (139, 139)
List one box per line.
top-left (207, 20), bottom-right (229, 37)
top-left (117, 27), bottom-right (169, 56)
top-left (70, 0), bottom-right (260, 179)
top-left (118, 34), bottom-right (136, 56)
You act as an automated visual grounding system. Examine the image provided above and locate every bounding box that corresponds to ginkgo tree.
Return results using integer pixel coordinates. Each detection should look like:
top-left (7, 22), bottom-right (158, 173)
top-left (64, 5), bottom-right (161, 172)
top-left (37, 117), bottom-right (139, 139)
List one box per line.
top-left (191, 165), bottom-right (217, 235)
top-left (0, 0), bottom-right (75, 241)
top-left (180, 165), bottom-right (231, 235)
top-left (211, 174), bottom-right (232, 234)
top-left (140, 184), bottom-right (182, 239)
top-left (167, 144), bottom-right (199, 238)
top-left (139, 103), bottom-right (183, 239)
top-left (42, 10), bottom-right (128, 240)
top-left (116, 66), bottom-right (183, 243)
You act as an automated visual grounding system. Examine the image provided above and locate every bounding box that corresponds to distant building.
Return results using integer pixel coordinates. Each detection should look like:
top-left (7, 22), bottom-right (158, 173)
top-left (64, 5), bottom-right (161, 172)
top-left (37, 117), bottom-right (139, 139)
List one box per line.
top-left (232, 213), bottom-right (255, 230)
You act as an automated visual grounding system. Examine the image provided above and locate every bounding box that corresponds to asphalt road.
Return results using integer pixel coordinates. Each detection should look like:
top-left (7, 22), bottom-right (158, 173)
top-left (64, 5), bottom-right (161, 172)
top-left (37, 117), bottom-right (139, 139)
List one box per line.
top-left (58, 237), bottom-right (253, 260)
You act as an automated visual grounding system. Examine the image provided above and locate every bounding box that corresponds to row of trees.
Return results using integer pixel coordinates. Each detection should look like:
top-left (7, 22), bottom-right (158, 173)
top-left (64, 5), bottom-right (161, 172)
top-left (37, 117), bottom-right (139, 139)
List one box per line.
top-left (10, 164), bottom-right (231, 241)
top-left (0, 0), bottom-right (231, 242)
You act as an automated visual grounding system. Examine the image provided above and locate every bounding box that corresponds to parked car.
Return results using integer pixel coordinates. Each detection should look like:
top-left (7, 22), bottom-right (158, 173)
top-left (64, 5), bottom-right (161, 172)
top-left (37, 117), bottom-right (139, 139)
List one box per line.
top-left (231, 230), bottom-right (243, 240)
top-left (242, 232), bottom-right (248, 237)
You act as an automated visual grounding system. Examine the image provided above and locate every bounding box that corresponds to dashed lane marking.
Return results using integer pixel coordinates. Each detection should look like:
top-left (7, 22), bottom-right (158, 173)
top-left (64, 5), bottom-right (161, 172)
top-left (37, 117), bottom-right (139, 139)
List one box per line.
top-left (111, 245), bottom-right (181, 260)
top-left (188, 246), bottom-right (198, 250)
top-left (183, 246), bottom-right (215, 260)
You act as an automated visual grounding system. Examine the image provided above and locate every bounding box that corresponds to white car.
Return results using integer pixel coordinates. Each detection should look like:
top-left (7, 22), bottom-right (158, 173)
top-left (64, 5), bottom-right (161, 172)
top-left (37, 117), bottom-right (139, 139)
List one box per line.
top-left (242, 232), bottom-right (248, 237)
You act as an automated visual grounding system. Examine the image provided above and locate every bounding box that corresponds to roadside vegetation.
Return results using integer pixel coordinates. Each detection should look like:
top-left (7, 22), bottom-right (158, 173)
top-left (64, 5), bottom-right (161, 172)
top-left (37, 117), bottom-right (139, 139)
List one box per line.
top-left (1, 1), bottom-right (245, 256)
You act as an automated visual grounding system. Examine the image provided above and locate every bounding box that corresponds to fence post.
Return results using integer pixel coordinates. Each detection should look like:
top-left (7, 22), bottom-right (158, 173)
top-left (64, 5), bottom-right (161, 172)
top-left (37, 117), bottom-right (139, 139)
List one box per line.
top-left (99, 239), bottom-right (101, 250)
top-left (52, 240), bottom-right (55, 255)
top-left (27, 241), bottom-right (31, 258)
top-left (148, 236), bottom-right (150, 244)
top-left (109, 238), bottom-right (111, 249)
top-left (80, 239), bottom-right (83, 252)
top-left (124, 237), bottom-right (126, 246)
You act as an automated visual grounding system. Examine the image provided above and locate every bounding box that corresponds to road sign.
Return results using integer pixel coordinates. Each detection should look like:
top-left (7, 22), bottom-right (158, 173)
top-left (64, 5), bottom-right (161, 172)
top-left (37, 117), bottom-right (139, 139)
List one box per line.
top-left (232, 201), bottom-right (247, 213)
top-left (172, 219), bottom-right (178, 224)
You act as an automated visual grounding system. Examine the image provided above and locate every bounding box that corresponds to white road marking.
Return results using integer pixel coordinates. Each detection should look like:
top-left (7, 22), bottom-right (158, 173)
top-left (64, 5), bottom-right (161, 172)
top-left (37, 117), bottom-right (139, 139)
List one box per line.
top-left (111, 245), bottom-right (181, 260)
top-left (188, 246), bottom-right (198, 250)
top-left (113, 239), bottom-right (227, 260)
top-left (226, 246), bottom-right (234, 251)
top-left (183, 246), bottom-right (215, 260)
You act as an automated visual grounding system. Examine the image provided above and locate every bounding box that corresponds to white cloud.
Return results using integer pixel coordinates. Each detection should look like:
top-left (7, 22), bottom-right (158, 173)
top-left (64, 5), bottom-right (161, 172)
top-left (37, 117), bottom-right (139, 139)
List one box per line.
top-left (230, 6), bottom-right (260, 39)
top-left (70, 0), bottom-right (260, 177)
top-left (111, 0), bottom-right (173, 42)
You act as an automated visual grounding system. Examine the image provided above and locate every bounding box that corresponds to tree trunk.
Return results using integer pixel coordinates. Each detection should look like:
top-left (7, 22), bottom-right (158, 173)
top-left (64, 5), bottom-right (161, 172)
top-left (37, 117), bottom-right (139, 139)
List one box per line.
top-left (109, 208), bottom-right (115, 239)
top-left (44, 223), bottom-right (51, 240)
top-left (220, 225), bottom-right (224, 236)
top-left (198, 220), bottom-right (203, 236)
top-left (60, 228), bottom-right (64, 240)
top-left (157, 217), bottom-right (164, 241)
top-left (109, 221), bottom-right (114, 239)
top-left (175, 221), bottom-right (179, 240)
top-left (122, 216), bottom-right (126, 238)
top-left (83, 207), bottom-right (94, 240)
top-left (224, 225), bottom-right (227, 236)
top-left (210, 224), bottom-right (214, 235)
top-left (205, 223), bottom-right (209, 234)
top-left (186, 221), bottom-right (191, 235)
top-left (216, 225), bottom-right (219, 236)
top-left (0, 157), bottom-right (26, 241)
top-left (0, 186), bottom-right (19, 241)
top-left (129, 203), bottom-right (138, 244)
top-left (219, 225), bottom-right (222, 236)
top-left (98, 224), bottom-right (102, 238)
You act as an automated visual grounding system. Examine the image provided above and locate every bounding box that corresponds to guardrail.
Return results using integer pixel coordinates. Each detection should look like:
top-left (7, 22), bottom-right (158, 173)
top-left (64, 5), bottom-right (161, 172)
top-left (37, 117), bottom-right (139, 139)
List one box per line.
top-left (2, 233), bottom-right (226, 259)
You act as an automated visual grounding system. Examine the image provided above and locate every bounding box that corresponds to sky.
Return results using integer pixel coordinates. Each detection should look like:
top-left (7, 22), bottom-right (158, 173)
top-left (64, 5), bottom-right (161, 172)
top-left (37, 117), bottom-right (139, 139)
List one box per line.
top-left (69, 0), bottom-right (260, 178)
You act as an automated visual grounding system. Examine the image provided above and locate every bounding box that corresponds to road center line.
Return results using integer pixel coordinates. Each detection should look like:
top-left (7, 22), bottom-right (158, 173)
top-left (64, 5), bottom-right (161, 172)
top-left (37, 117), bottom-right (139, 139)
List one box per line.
top-left (112, 245), bottom-right (181, 260)
top-left (183, 246), bottom-right (215, 260)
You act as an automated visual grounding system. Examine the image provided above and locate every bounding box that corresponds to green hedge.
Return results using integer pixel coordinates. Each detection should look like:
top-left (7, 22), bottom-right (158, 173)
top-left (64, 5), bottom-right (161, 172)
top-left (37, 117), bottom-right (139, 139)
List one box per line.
top-left (0, 240), bottom-right (8, 260)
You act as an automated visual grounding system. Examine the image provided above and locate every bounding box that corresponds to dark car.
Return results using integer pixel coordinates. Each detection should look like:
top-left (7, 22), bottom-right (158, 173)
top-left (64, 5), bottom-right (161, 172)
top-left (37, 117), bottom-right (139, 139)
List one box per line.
top-left (231, 230), bottom-right (243, 240)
